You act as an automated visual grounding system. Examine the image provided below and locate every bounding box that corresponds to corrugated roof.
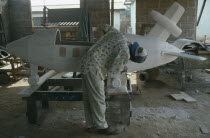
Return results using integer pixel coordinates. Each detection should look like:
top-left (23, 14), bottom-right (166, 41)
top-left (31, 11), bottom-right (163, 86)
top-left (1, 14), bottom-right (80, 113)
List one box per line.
top-left (46, 22), bottom-right (79, 26)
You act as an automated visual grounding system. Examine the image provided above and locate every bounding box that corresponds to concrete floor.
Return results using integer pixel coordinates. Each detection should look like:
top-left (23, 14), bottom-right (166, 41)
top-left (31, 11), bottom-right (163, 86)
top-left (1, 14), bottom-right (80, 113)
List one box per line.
top-left (0, 70), bottom-right (210, 138)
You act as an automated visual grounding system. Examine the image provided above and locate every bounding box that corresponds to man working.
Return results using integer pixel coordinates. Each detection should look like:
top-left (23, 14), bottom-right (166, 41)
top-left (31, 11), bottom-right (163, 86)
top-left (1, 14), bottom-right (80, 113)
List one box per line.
top-left (81, 24), bottom-right (147, 135)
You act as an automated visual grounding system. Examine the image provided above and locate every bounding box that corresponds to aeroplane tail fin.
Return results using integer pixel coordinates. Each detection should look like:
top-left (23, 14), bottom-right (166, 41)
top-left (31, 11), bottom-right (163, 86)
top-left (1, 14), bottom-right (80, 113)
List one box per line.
top-left (163, 51), bottom-right (207, 61)
top-left (148, 2), bottom-right (185, 41)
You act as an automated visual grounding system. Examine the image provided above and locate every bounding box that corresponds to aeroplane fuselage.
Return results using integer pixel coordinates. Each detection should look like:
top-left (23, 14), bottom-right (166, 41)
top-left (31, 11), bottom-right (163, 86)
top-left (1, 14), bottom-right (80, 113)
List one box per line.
top-left (6, 29), bottom-right (182, 73)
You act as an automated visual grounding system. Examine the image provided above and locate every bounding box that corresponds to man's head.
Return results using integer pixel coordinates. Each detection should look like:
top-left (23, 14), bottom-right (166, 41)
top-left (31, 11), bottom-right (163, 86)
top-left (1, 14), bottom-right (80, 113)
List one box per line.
top-left (129, 42), bottom-right (147, 63)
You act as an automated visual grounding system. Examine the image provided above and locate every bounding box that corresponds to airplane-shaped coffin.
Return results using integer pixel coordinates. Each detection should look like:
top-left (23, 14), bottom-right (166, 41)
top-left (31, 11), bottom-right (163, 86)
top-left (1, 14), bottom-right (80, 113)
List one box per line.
top-left (6, 2), bottom-right (206, 95)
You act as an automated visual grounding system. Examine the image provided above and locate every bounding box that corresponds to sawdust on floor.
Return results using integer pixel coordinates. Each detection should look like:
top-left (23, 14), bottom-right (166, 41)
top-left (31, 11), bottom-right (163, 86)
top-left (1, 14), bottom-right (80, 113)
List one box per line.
top-left (0, 71), bottom-right (210, 138)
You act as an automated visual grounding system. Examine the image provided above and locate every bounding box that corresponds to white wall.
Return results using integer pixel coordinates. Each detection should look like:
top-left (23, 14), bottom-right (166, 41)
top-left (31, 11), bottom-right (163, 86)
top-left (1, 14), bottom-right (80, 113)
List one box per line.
top-left (197, 0), bottom-right (210, 41)
top-left (130, 1), bottom-right (136, 34)
top-left (114, 11), bottom-right (121, 31)
top-left (32, 13), bottom-right (43, 18)
top-left (31, 0), bottom-right (80, 11)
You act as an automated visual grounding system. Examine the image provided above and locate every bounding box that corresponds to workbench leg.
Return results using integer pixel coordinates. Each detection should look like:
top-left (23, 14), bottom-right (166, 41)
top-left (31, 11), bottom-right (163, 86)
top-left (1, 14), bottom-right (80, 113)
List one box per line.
top-left (41, 94), bottom-right (49, 109)
top-left (26, 97), bottom-right (37, 124)
top-left (40, 82), bottom-right (49, 109)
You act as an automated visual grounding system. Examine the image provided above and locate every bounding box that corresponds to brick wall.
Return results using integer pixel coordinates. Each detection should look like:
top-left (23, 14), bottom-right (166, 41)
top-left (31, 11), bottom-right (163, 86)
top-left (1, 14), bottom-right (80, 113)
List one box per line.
top-left (136, 0), bottom-right (198, 42)
top-left (0, 0), bottom-right (10, 44)
top-left (80, 0), bottom-right (110, 41)
top-left (9, 0), bottom-right (32, 41)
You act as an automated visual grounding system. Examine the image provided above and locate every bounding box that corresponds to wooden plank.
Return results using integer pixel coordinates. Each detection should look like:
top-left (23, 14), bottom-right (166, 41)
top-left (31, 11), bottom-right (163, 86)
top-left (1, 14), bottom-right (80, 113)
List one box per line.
top-left (51, 72), bottom-right (66, 79)
top-left (0, 64), bottom-right (12, 70)
top-left (170, 93), bottom-right (184, 101)
top-left (170, 92), bottom-right (197, 103)
top-left (61, 41), bottom-right (94, 46)
top-left (19, 70), bottom-right (56, 95)
top-left (200, 126), bottom-right (209, 134)
top-left (197, 50), bottom-right (210, 55)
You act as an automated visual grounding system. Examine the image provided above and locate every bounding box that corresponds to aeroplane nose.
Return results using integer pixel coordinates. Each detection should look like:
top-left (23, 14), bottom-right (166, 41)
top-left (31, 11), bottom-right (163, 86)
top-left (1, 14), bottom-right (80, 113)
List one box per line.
top-left (6, 36), bottom-right (29, 60)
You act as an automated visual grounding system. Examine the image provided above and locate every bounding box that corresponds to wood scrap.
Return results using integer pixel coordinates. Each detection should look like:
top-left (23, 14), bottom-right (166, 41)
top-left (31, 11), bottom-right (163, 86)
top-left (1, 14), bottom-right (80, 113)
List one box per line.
top-left (170, 92), bottom-right (197, 103)
top-left (197, 50), bottom-right (210, 55)
top-left (200, 126), bottom-right (209, 134)
top-left (205, 69), bottom-right (210, 74)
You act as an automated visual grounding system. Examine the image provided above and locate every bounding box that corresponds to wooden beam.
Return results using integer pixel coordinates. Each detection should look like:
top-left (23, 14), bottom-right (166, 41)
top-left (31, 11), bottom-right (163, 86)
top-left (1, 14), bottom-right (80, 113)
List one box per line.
top-left (19, 70), bottom-right (56, 96)
top-left (111, 0), bottom-right (114, 26)
top-left (197, 0), bottom-right (206, 26)
top-left (197, 50), bottom-right (210, 55)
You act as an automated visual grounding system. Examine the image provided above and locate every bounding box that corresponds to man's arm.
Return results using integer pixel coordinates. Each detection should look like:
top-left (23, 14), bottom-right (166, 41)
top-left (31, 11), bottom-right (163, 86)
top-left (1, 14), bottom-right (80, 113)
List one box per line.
top-left (108, 47), bottom-right (130, 76)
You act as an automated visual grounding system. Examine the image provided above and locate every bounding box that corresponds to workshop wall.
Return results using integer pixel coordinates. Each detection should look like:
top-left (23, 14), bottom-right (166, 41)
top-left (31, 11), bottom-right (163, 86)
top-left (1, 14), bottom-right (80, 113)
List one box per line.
top-left (120, 9), bottom-right (131, 33)
top-left (9, 0), bottom-right (32, 41)
top-left (80, 0), bottom-right (110, 41)
top-left (0, 0), bottom-right (10, 44)
top-left (136, 0), bottom-right (198, 42)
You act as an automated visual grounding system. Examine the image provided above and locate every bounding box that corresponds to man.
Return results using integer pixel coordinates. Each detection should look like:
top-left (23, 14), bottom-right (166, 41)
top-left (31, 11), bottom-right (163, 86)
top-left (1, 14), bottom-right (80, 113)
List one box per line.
top-left (81, 24), bottom-right (147, 135)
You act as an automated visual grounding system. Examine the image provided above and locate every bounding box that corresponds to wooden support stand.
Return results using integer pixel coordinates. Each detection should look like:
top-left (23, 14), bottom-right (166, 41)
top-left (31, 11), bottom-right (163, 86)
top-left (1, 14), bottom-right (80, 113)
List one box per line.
top-left (0, 56), bottom-right (25, 84)
top-left (22, 74), bottom-right (132, 125)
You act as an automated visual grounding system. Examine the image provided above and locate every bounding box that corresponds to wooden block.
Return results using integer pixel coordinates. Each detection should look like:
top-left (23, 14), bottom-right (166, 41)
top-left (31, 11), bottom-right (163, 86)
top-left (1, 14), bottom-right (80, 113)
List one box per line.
top-left (170, 92), bottom-right (197, 103)
top-left (73, 48), bottom-right (80, 57)
top-left (59, 47), bottom-right (66, 57)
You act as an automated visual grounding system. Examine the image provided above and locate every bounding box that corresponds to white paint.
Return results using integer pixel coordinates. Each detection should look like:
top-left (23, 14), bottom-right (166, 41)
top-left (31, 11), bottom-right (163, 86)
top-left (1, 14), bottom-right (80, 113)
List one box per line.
top-left (196, 0), bottom-right (210, 41)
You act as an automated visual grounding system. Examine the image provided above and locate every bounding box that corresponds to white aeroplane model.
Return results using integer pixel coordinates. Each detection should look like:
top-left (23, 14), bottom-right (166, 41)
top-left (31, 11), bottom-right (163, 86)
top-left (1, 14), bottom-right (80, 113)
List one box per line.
top-left (6, 2), bottom-right (206, 95)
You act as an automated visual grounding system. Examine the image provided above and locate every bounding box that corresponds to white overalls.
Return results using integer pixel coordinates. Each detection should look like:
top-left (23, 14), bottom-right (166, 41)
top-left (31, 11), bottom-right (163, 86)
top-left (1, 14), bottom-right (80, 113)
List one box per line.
top-left (81, 25), bottom-right (130, 129)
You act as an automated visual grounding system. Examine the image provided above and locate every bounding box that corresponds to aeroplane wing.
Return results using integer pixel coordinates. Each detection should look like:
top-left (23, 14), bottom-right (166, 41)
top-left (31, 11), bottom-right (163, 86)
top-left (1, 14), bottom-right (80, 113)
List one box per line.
top-left (148, 2), bottom-right (185, 41)
top-left (162, 51), bottom-right (206, 61)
